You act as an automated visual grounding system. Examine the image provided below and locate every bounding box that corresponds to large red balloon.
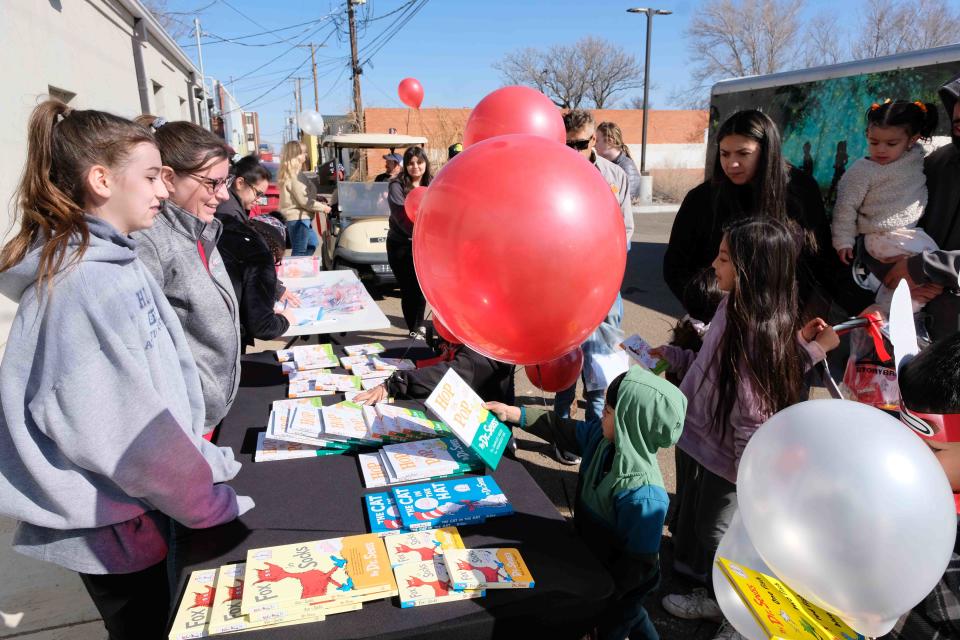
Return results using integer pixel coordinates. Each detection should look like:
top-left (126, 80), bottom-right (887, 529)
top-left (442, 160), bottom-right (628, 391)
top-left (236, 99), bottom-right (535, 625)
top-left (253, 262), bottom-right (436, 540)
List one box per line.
top-left (463, 86), bottom-right (565, 148)
top-left (398, 77), bottom-right (424, 109)
top-left (413, 134), bottom-right (626, 365)
top-left (404, 186), bottom-right (427, 224)
top-left (525, 348), bottom-right (584, 393)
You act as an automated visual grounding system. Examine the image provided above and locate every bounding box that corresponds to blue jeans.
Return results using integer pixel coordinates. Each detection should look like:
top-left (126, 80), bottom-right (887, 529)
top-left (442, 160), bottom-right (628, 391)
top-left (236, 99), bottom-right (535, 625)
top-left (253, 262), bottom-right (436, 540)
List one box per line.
top-left (554, 293), bottom-right (624, 424)
top-left (287, 219), bottom-right (318, 257)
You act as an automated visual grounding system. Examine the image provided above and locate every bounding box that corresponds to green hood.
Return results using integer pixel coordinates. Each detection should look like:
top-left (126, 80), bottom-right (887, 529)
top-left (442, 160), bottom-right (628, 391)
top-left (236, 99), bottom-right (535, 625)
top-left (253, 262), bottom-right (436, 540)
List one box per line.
top-left (580, 367), bottom-right (687, 522)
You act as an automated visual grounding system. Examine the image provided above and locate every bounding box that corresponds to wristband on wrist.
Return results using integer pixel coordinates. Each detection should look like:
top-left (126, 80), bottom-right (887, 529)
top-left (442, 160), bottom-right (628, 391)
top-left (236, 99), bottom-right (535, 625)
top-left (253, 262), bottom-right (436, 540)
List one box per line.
top-left (519, 406), bottom-right (526, 428)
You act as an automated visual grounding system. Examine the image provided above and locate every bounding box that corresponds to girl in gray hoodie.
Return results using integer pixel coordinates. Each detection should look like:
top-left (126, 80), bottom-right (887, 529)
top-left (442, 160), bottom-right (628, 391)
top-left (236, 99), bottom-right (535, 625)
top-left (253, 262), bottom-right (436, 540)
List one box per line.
top-left (0, 102), bottom-right (249, 639)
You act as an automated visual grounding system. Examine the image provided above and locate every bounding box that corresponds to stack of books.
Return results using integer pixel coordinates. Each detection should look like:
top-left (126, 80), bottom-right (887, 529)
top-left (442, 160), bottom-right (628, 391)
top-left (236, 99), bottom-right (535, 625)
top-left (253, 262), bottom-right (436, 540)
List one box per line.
top-left (358, 437), bottom-right (485, 487)
top-left (442, 548), bottom-right (535, 591)
top-left (364, 475), bottom-right (513, 535)
top-left (381, 527), bottom-right (486, 608)
top-left (287, 370), bottom-right (362, 398)
top-left (168, 533), bottom-right (398, 640)
top-left (276, 343), bottom-right (339, 373)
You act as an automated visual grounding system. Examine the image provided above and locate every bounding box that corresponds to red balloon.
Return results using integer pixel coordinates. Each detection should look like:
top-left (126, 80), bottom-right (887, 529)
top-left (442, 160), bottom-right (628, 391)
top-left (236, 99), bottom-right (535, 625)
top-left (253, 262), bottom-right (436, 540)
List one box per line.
top-left (398, 77), bottom-right (424, 109)
top-left (413, 134), bottom-right (626, 365)
top-left (433, 317), bottom-right (461, 345)
top-left (525, 348), bottom-right (584, 393)
top-left (404, 186), bottom-right (428, 224)
top-left (463, 86), bottom-right (566, 148)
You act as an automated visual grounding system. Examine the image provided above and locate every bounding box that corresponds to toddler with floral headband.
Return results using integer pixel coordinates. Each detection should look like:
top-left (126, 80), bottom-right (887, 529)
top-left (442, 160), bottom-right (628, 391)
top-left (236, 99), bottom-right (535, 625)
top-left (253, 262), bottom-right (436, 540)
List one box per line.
top-left (832, 99), bottom-right (941, 312)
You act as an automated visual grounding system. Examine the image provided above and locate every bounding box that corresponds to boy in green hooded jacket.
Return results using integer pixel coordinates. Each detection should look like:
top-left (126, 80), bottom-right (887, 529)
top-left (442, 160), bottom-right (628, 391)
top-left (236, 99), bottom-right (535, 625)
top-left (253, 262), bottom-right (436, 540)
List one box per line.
top-left (484, 366), bottom-right (686, 640)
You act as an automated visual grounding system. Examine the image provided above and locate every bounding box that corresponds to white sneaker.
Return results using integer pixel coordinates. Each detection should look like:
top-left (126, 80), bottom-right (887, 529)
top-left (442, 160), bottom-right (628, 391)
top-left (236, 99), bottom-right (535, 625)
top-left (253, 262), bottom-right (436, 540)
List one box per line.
top-left (713, 620), bottom-right (746, 640)
top-left (661, 587), bottom-right (723, 622)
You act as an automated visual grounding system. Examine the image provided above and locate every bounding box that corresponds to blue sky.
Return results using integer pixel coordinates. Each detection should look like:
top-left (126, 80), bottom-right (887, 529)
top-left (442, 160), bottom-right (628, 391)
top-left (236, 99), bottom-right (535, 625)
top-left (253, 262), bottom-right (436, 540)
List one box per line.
top-left (163, 0), bottom-right (864, 150)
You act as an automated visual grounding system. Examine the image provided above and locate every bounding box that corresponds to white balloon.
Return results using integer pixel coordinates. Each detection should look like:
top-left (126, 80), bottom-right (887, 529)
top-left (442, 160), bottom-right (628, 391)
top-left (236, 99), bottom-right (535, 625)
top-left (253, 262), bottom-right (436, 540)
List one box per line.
top-left (738, 399), bottom-right (956, 637)
top-left (298, 110), bottom-right (325, 136)
top-left (712, 511), bottom-right (771, 640)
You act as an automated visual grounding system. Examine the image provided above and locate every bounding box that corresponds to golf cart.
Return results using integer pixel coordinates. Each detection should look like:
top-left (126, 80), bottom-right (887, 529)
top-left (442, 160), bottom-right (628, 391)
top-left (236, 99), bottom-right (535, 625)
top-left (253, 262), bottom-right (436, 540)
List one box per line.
top-left (318, 133), bottom-right (427, 290)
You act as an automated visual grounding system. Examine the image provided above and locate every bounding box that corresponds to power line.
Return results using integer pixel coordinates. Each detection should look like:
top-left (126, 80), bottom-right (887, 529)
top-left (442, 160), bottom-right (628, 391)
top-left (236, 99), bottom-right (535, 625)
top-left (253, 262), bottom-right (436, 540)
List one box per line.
top-left (222, 52), bottom-right (314, 116)
top-left (358, 0), bottom-right (430, 68)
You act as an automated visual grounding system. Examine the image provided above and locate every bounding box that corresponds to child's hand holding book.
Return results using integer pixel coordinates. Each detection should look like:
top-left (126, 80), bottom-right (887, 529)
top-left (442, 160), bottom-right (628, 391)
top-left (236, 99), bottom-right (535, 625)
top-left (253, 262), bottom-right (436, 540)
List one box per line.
top-left (482, 402), bottom-right (521, 424)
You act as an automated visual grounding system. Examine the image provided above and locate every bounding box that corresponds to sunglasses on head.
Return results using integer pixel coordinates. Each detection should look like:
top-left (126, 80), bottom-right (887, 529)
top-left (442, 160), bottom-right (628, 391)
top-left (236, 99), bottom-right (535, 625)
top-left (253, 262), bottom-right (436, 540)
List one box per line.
top-left (566, 138), bottom-right (592, 151)
top-left (899, 401), bottom-right (960, 444)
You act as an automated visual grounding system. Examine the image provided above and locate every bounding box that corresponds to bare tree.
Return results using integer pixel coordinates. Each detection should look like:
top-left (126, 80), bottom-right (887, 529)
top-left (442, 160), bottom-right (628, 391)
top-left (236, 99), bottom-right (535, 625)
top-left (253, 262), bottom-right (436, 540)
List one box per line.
top-left (682, 0), bottom-right (806, 102)
top-left (494, 37), bottom-right (642, 109)
top-left (851, 0), bottom-right (959, 59)
top-left (802, 12), bottom-right (847, 68)
top-left (141, 0), bottom-right (194, 40)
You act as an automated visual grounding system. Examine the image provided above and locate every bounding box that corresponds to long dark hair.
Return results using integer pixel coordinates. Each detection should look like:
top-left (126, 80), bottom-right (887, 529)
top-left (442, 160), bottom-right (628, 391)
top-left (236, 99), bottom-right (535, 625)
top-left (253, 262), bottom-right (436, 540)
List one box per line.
top-left (2, 101), bottom-right (154, 288)
top-left (399, 146), bottom-right (431, 194)
top-left (711, 110), bottom-right (788, 223)
top-left (711, 216), bottom-right (806, 438)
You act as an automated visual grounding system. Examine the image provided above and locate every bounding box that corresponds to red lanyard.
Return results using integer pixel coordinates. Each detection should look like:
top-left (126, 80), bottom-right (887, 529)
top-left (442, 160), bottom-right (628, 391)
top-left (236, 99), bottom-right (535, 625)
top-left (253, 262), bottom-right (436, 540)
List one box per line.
top-left (197, 239), bottom-right (210, 273)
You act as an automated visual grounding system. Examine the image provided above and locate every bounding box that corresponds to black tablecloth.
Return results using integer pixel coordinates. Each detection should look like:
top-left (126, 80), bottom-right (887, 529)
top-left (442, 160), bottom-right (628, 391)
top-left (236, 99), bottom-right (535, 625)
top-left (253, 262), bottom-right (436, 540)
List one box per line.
top-left (171, 346), bottom-right (614, 640)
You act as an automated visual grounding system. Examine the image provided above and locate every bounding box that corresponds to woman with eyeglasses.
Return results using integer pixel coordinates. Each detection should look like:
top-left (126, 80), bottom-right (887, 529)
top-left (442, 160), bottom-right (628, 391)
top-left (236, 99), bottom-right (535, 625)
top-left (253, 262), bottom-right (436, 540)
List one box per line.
top-left (215, 155), bottom-right (298, 350)
top-left (132, 117), bottom-right (242, 441)
top-left (278, 140), bottom-right (331, 257)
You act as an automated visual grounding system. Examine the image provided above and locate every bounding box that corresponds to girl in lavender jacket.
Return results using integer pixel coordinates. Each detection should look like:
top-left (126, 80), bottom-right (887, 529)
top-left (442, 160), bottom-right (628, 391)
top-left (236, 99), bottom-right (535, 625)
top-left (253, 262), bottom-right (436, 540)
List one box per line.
top-left (653, 217), bottom-right (840, 639)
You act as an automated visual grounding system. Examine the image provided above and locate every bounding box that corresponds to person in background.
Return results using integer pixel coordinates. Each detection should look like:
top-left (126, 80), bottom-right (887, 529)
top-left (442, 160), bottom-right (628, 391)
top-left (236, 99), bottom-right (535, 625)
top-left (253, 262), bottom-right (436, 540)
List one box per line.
top-left (0, 101), bottom-right (248, 640)
top-left (278, 140), bottom-right (331, 256)
top-left (485, 368), bottom-right (685, 640)
top-left (663, 109), bottom-right (861, 318)
top-left (654, 217), bottom-right (838, 640)
top-left (552, 109), bottom-right (633, 466)
top-left (132, 116), bottom-right (241, 440)
top-left (448, 142), bottom-right (463, 159)
top-left (387, 146), bottom-right (432, 338)
top-left (374, 152), bottom-right (403, 182)
top-left (597, 121), bottom-right (643, 205)
top-left (215, 155), bottom-right (299, 350)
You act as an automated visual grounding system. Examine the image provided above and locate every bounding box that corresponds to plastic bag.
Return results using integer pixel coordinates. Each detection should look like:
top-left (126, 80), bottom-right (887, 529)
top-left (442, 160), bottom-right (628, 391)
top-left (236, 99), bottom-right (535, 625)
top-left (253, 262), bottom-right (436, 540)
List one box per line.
top-left (582, 322), bottom-right (629, 392)
top-left (838, 312), bottom-right (899, 410)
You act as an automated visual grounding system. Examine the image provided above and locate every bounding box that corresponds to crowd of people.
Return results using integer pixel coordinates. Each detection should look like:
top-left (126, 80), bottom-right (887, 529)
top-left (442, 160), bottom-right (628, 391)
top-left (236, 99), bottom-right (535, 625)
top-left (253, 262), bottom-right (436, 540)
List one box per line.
top-left (0, 69), bottom-right (957, 640)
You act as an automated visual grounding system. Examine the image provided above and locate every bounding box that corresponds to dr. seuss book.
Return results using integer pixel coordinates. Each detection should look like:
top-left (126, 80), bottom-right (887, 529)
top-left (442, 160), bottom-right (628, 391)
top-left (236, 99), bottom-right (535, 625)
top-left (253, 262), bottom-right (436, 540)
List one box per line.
top-left (241, 534), bottom-right (396, 620)
top-left (276, 343), bottom-right (338, 369)
top-left (383, 527), bottom-right (464, 568)
top-left (344, 342), bottom-right (386, 356)
top-left (371, 356), bottom-right (416, 371)
top-left (443, 548), bottom-right (535, 590)
top-left (392, 475), bottom-right (513, 531)
top-left (267, 405), bottom-right (351, 450)
top-left (320, 402), bottom-right (379, 443)
top-left (208, 563), bottom-right (324, 635)
top-left (394, 558), bottom-right (485, 608)
top-left (255, 431), bottom-right (348, 462)
top-left (358, 452), bottom-right (390, 488)
top-left (425, 369), bottom-right (512, 469)
top-left (364, 491), bottom-right (409, 535)
top-left (380, 437), bottom-right (484, 483)
top-left (168, 567), bottom-right (218, 639)
top-left (715, 557), bottom-right (865, 640)
top-left (288, 372), bottom-right (361, 398)
top-left (620, 334), bottom-right (668, 374)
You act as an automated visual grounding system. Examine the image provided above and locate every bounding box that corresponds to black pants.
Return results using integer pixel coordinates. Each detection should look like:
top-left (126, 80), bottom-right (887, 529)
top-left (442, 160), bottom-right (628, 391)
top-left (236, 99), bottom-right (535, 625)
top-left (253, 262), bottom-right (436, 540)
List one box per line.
top-left (80, 560), bottom-right (170, 640)
top-left (387, 235), bottom-right (426, 332)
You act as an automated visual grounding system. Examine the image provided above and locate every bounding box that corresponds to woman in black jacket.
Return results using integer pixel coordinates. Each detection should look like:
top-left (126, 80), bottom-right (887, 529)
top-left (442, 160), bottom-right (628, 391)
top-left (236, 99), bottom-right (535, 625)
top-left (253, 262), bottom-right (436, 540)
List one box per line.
top-left (215, 156), bottom-right (296, 349)
top-left (387, 146), bottom-right (432, 337)
top-left (663, 110), bottom-right (865, 318)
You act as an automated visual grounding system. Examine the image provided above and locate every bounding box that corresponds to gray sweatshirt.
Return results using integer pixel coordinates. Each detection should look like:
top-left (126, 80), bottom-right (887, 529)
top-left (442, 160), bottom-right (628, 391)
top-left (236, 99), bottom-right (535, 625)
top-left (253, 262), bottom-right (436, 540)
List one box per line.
top-left (0, 217), bottom-right (241, 574)
top-left (133, 202), bottom-right (241, 432)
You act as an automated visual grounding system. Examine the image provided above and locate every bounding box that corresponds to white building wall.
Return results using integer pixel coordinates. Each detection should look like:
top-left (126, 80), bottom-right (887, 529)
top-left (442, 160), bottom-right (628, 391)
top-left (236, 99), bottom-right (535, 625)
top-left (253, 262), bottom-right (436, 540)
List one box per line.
top-left (626, 143), bottom-right (707, 170)
top-left (0, 0), bottom-right (202, 356)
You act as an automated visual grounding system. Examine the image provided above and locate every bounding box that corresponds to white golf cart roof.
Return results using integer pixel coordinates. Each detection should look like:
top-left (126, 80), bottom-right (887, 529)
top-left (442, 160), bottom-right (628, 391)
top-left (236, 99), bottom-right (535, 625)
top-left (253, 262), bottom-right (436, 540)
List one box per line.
top-left (321, 133), bottom-right (427, 148)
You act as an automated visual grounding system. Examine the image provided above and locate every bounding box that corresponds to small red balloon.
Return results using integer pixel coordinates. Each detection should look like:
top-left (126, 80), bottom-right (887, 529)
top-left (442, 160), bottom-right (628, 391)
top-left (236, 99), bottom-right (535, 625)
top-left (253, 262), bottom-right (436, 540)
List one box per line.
top-left (433, 317), bottom-right (461, 345)
top-left (463, 86), bottom-right (566, 148)
top-left (412, 134), bottom-right (626, 365)
top-left (525, 348), bottom-right (584, 393)
top-left (404, 186), bottom-right (428, 224)
top-left (398, 77), bottom-right (424, 109)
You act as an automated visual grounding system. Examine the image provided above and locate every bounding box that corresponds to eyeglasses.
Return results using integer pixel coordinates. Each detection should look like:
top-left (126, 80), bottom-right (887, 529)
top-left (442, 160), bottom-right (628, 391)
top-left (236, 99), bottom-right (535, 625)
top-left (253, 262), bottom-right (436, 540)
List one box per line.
top-left (566, 137), bottom-right (593, 151)
top-left (252, 187), bottom-right (265, 199)
top-left (187, 173), bottom-right (235, 192)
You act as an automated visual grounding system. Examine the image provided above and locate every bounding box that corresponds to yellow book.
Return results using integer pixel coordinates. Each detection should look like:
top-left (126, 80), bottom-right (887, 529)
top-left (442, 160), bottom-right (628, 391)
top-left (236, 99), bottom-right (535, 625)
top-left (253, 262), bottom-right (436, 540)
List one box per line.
top-left (443, 548), bottom-right (535, 590)
top-left (715, 557), bottom-right (865, 640)
top-left (168, 568), bottom-right (218, 639)
top-left (383, 527), bottom-right (465, 568)
top-left (208, 563), bottom-right (324, 635)
top-left (395, 558), bottom-right (485, 608)
top-left (241, 534), bottom-right (397, 620)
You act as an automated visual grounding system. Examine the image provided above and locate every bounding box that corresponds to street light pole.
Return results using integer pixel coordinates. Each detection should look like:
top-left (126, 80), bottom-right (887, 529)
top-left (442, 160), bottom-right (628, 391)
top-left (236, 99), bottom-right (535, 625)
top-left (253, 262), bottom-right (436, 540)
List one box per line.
top-left (627, 7), bottom-right (671, 179)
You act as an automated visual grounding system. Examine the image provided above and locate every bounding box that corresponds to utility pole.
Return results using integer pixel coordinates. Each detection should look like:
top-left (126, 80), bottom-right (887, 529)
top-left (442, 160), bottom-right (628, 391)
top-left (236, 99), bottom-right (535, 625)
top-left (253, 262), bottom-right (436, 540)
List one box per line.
top-left (347, 0), bottom-right (363, 133)
top-left (310, 43), bottom-right (320, 110)
top-left (194, 17), bottom-right (211, 130)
